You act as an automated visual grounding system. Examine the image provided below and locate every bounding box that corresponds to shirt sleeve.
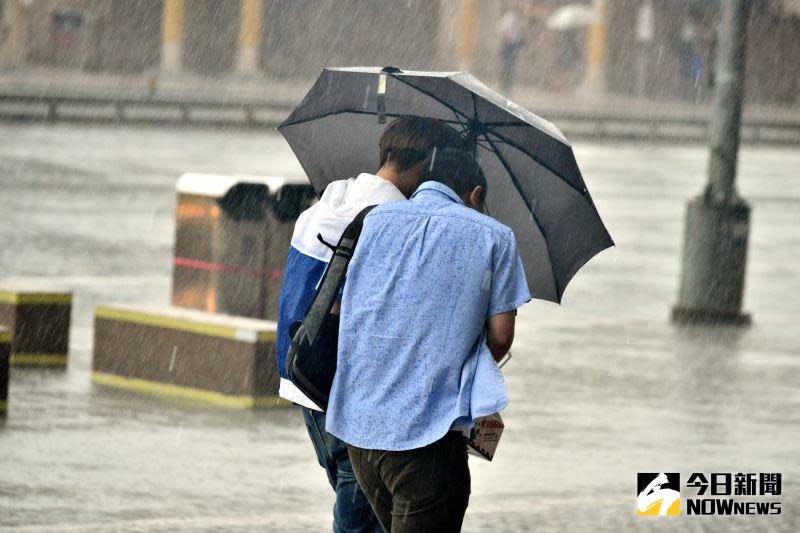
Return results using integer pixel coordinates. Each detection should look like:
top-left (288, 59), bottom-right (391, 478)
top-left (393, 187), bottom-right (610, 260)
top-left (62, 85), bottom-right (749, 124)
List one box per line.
top-left (488, 231), bottom-right (532, 317)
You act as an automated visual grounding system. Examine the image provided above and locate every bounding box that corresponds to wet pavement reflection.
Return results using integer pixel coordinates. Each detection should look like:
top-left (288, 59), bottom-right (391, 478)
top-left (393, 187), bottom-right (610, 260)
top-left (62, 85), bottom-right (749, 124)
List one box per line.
top-left (0, 125), bottom-right (797, 532)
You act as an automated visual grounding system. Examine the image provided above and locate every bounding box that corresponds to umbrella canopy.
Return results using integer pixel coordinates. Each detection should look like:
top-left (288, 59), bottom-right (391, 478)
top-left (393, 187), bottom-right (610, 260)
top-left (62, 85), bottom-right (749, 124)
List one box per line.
top-left (546, 4), bottom-right (599, 31)
top-left (278, 67), bottom-right (613, 303)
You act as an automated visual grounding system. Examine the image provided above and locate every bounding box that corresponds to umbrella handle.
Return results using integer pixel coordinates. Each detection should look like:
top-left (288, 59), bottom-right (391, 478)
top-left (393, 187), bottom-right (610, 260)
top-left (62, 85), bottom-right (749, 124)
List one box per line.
top-left (377, 67), bottom-right (403, 124)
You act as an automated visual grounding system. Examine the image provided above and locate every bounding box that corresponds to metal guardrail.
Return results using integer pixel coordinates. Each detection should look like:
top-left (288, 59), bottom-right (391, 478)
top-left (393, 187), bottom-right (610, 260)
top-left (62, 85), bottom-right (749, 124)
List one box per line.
top-left (0, 91), bottom-right (296, 127)
top-left (1, 91), bottom-right (799, 144)
top-left (547, 110), bottom-right (800, 144)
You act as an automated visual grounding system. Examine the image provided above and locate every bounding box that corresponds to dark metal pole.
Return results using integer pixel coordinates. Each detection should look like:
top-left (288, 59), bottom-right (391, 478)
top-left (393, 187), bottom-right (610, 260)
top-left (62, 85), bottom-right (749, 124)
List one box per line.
top-left (707, 0), bottom-right (750, 204)
top-left (672, 0), bottom-right (752, 326)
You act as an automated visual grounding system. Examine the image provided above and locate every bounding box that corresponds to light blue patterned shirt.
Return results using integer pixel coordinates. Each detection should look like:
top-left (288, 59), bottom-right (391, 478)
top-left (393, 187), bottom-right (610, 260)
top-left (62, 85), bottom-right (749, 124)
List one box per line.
top-left (326, 181), bottom-right (531, 451)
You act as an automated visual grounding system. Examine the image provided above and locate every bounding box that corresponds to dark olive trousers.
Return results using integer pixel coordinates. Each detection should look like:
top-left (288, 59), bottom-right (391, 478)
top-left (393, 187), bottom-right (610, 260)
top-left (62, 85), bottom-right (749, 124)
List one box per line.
top-left (347, 431), bottom-right (471, 533)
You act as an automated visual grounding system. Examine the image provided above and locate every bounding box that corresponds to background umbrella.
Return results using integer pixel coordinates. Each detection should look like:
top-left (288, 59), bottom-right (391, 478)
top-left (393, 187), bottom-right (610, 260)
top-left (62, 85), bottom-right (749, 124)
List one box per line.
top-left (546, 4), bottom-right (599, 31)
top-left (278, 67), bottom-right (613, 303)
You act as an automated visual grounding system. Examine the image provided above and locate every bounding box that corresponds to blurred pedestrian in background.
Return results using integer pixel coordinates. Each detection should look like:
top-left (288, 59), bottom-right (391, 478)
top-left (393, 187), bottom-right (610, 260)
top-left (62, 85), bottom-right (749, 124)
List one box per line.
top-left (677, 7), bottom-right (703, 100)
top-left (497, 5), bottom-right (526, 94)
top-left (553, 28), bottom-right (582, 91)
top-left (635, 0), bottom-right (655, 98)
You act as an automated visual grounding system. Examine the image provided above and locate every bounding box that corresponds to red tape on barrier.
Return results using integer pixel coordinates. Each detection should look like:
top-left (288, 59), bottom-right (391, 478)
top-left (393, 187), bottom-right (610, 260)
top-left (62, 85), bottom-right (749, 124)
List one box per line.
top-left (173, 257), bottom-right (283, 280)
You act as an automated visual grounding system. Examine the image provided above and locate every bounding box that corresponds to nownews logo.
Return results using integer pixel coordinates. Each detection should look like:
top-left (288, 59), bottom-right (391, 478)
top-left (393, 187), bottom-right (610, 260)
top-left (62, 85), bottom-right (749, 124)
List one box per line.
top-left (636, 472), bottom-right (782, 517)
top-left (637, 473), bottom-right (680, 516)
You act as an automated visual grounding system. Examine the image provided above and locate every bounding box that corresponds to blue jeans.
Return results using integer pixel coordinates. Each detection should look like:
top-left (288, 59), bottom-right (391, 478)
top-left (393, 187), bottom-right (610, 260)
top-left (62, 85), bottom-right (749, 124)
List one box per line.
top-left (303, 407), bottom-right (383, 533)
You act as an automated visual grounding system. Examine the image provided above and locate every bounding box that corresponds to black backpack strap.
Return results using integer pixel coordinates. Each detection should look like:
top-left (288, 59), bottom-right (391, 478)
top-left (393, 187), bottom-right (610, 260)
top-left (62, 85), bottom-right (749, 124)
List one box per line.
top-left (316, 233), bottom-right (337, 253)
top-left (286, 205), bottom-right (378, 409)
top-left (336, 205), bottom-right (377, 257)
top-left (301, 205), bottom-right (377, 345)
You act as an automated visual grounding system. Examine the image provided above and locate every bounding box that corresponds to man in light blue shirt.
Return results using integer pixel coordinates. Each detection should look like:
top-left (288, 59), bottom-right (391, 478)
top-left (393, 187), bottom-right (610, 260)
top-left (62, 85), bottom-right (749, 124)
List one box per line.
top-left (326, 148), bottom-right (531, 532)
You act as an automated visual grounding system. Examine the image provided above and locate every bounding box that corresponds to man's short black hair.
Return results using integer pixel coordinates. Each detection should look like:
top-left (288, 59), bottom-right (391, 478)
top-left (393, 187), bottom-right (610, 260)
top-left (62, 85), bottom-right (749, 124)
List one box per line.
top-left (420, 147), bottom-right (487, 202)
top-left (378, 116), bottom-right (465, 172)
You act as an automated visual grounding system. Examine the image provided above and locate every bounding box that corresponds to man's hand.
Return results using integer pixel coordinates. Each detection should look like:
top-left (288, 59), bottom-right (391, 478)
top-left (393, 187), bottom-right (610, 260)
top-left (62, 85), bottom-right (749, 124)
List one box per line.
top-left (487, 311), bottom-right (515, 362)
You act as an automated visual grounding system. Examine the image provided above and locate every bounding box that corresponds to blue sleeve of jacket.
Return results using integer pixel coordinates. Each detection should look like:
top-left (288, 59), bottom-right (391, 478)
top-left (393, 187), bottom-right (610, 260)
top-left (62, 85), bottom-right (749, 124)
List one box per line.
top-left (276, 247), bottom-right (327, 379)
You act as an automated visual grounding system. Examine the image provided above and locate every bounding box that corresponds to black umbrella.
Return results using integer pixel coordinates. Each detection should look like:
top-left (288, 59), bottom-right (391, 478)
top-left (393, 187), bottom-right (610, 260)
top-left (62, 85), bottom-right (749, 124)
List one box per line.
top-left (278, 67), bottom-right (613, 303)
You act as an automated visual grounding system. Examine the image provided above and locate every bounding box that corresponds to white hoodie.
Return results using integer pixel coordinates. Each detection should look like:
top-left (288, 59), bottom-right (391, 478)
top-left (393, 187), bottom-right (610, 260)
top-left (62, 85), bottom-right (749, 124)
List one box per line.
top-left (277, 173), bottom-right (406, 410)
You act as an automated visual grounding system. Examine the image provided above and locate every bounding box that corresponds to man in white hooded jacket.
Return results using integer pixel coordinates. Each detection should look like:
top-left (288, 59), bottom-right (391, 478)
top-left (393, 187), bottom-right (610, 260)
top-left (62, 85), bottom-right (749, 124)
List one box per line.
top-left (276, 116), bottom-right (465, 532)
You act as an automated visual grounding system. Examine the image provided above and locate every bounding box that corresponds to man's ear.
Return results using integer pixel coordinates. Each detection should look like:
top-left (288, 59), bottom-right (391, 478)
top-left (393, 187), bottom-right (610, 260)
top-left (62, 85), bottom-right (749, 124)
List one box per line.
top-left (465, 186), bottom-right (484, 211)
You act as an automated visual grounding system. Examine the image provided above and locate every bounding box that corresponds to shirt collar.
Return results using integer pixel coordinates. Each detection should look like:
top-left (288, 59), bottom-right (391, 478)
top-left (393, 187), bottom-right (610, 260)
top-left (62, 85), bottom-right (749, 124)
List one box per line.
top-left (354, 173), bottom-right (405, 200)
top-left (411, 181), bottom-right (463, 204)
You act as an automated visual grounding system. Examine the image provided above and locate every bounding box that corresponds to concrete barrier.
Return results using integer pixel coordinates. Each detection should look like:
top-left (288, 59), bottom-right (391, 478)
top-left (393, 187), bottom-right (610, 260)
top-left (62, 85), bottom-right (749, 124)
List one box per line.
top-left (92, 304), bottom-right (287, 408)
top-left (171, 173), bottom-right (314, 321)
top-left (0, 327), bottom-right (10, 415)
top-left (0, 287), bottom-right (71, 367)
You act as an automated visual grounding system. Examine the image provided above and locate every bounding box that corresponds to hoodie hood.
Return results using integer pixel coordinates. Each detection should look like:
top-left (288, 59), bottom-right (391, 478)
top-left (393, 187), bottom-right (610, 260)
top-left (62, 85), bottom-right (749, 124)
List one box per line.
top-left (290, 173), bottom-right (405, 261)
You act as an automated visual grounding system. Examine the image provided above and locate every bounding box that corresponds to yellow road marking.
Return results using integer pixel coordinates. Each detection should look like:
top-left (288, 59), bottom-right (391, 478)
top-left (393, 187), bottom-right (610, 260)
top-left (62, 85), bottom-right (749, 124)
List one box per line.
top-left (91, 372), bottom-right (290, 409)
top-left (11, 353), bottom-right (68, 366)
top-left (0, 291), bottom-right (71, 305)
top-left (95, 306), bottom-right (276, 343)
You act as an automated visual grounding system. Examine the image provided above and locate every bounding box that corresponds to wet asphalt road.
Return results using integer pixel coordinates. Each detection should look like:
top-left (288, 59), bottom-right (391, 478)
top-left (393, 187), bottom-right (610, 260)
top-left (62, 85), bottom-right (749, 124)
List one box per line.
top-left (0, 124), bottom-right (798, 532)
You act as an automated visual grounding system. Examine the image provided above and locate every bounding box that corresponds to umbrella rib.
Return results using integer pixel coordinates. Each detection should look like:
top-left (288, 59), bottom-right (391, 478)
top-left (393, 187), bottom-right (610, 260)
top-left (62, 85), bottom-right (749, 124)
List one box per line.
top-left (482, 135), bottom-right (560, 301)
top-left (480, 121), bottom-right (528, 127)
top-left (459, 89), bottom-right (587, 200)
top-left (466, 92), bottom-right (483, 146)
top-left (482, 128), bottom-right (588, 200)
top-left (383, 74), bottom-right (481, 141)
top-left (389, 75), bottom-right (472, 125)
